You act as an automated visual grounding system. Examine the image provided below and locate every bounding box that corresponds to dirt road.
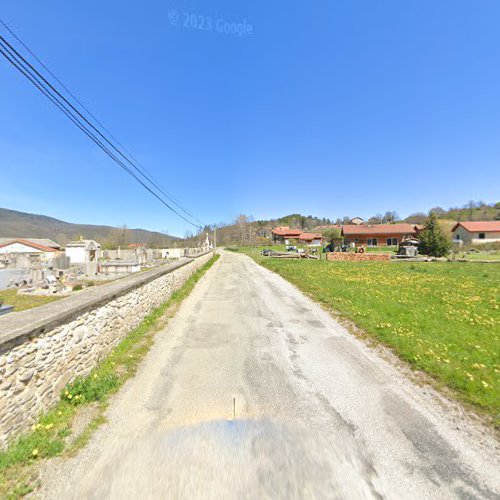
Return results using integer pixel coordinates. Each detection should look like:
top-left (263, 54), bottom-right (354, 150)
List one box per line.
top-left (41, 250), bottom-right (499, 499)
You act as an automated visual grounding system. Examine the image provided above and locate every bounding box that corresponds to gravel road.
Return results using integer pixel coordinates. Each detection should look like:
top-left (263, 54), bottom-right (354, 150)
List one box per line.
top-left (40, 250), bottom-right (499, 499)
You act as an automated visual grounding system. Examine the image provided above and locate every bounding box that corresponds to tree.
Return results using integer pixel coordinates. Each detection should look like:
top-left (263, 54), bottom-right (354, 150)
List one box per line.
top-left (55, 233), bottom-right (69, 247)
top-left (418, 213), bottom-right (451, 257)
top-left (382, 211), bottom-right (399, 223)
top-left (322, 228), bottom-right (342, 245)
top-left (429, 206), bottom-right (445, 216)
top-left (109, 225), bottom-right (131, 248)
top-left (235, 214), bottom-right (250, 245)
top-left (405, 213), bottom-right (427, 224)
top-left (368, 213), bottom-right (383, 224)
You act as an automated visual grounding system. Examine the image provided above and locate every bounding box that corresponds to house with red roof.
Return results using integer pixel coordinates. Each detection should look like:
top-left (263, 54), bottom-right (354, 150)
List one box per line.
top-left (271, 227), bottom-right (324, 246)
top-left (0, 239), bottom-right (59, 258)
top-left (342, 224), bottom-right (421, 247)
top-left (271, 227), bottom-right (303, 244)
top-left (451, 221), bottom-right (500, 246)
top-left (298, 233), bottom-right (324, 246)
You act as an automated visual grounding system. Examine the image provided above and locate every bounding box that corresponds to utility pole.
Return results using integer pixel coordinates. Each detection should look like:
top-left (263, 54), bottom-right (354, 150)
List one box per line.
top-left (214, 225), bottom-right (217, 249)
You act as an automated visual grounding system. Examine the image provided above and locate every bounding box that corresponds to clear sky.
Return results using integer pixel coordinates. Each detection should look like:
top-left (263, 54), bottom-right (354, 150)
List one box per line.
top-left (1, 1), bottom-right (499, 236)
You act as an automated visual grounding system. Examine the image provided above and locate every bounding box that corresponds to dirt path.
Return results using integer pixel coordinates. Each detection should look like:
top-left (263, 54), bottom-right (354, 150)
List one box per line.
top-left (39, 250), bottom-right (499, 499)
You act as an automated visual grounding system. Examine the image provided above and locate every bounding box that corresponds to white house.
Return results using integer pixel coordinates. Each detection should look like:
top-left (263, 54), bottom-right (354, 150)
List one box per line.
top-left (0, 239), bottom-right (58, 260)
top-left (350, 217), bottom-right (364, 225)
top-left (451, 221), bottom-right (500, 246)
top-left (0, 238), bottom-right (61, 250)
top-left (65, 239), bottom-right (101, 265)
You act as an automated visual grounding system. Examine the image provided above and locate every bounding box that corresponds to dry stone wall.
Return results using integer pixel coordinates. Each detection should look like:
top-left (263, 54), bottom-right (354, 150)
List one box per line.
top-left (0, 252), bottom-right (213, 448)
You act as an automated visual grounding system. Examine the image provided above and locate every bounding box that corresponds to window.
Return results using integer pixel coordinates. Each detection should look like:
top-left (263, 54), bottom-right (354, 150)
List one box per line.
top-left (386, 238), bottom-right (398, 246)
top-left (478, 233), bottom-right (485, 239)
top-left (367, 238), bottom-right (378, 246)
top-left (354, 238), bottom-right (359, 243)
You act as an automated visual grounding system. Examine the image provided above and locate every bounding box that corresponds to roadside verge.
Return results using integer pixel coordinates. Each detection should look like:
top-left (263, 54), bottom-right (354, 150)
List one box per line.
top-left (0, 253), bottom-right (220, 499)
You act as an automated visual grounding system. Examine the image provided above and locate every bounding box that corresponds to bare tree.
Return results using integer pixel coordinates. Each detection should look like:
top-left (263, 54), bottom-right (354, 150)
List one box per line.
top-left (110, 225), bottom-right (131, 248)
top-left (382, 211), bottom-right (399, 223)
top-left (368, 214), bottom-right (383, 224)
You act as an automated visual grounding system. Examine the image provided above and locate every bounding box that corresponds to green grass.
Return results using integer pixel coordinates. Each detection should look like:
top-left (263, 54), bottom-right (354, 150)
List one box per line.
top-left (238, 247), bottom-right (500, 425)
top-left (0, 289), bottom-right (61, 312)
top-left (458, 252), bottom-right (500, 261)
top-left (0, 254), bottom-right (219, 499)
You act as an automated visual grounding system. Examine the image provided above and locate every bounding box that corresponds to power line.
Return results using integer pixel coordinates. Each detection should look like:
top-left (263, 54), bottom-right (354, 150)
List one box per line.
top-left (0, 24), bottom-right (203, 227)
top-left (0, 39), bottom-right (202, 229)
top-left (0, 21), bottom-right (204, 228)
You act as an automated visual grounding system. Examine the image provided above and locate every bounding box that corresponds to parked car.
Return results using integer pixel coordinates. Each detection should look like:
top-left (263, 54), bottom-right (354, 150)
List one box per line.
top-left (286, 245), bottom-right (298, 252)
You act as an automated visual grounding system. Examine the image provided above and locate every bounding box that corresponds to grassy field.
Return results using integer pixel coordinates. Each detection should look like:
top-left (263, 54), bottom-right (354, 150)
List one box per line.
top-left (237, 247), bottom-right (500, 425)
top-left (0, 254), bottom-right (219, 499)
top-left (0, 289), bottom-right (61, 312)
top-left (458, 252), bottom-right (500, 262)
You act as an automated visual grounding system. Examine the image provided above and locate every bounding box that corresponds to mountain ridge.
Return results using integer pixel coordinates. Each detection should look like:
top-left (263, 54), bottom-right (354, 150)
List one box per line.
top-left (0, 208), bottom-right (180, 247)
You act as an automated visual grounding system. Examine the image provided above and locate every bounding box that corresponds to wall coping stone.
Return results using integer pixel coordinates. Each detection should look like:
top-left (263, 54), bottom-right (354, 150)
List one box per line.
top-left (0, 251), bottom-right (212, 345)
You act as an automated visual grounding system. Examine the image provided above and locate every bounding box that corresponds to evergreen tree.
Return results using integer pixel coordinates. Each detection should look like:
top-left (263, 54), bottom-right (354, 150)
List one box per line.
top-left (418, 213), bottom-right (451, 257)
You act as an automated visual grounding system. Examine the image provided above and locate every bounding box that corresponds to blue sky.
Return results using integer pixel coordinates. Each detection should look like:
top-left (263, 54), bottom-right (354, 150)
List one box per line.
top-left (1, 1), bottom-right (499, 236)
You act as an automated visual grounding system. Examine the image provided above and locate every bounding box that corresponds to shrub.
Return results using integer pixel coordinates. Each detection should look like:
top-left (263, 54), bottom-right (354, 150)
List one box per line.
top-left (72, 284), bottom-right (83, 292)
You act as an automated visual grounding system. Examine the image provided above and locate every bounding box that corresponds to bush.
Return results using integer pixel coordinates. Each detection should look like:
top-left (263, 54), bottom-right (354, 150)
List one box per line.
top-left (86, 281), bottom-right (95, 287)
top-left (72, 284), bottom-right (83, 292)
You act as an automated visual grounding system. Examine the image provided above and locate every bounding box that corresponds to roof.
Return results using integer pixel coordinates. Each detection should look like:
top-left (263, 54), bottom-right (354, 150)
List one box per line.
top-left (0, 238), bottom-right (60, 249)
top-left (451, 221), bottom-right (500, 233)
top-left (271, 226), bottom-right (303, 237)
top-left (299, 233), bottom-right (323, 240)
top-left (342, 224), bottom-right (419, 236)
top-left (0, 239), bottom-right (58, 252)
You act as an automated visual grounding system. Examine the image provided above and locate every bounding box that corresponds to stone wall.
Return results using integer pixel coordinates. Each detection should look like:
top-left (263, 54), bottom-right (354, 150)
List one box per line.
top-left (0, 252), bottom-right (214, 448)
top-left (326, 252), bottom-right (391, 262)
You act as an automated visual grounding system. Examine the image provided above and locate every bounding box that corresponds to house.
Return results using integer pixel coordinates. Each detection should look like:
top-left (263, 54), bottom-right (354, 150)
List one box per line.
top-left (350, 217), bottom-right (364, 225)
top-left (0, 238), bottom-right (61, 250)
top-left (271, 227), bottom-right (303, 244)
top-left (0, 239), bottom-right (59, 259)
top-left (271, 227), bottom-right (325, 246)
top-left (342, 224), bottom-right (420, 247)
top-left (451, 221), bottom-right (500, 246)
top-left (298, 233), bottom-right (324, 246)
top-left (65, 239), bottom-right (101, 265)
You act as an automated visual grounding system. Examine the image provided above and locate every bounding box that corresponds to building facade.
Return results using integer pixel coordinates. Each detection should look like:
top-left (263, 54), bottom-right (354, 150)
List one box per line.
top-left (342, 224), bottom-right (420, 247)
top-left (298, 233), bottom-right (324, 246)
top-left (0, 239), bottom-right (58, 260)
top-left (451, 221), bottom-right (500, 246)
top-left (271, 227), bottom-right (303, 244)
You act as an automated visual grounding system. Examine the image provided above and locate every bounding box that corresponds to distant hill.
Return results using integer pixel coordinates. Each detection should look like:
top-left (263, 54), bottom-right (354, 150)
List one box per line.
top-left (404, 202), bottom-right (499, 225)
top-left (211, 202), bottom-right (499, 246)
top-left (0, 208), bottom-right (180, 248)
